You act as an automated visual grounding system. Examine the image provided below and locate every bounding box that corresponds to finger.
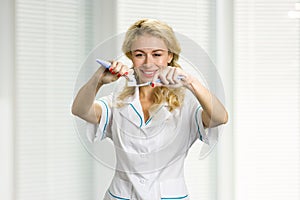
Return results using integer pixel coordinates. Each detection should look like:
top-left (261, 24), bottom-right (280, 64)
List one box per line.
top-left (114, 62), bottom-right (123, 75)
top-left (117, 65), bottom-right (130, 77)
top-left (127, 68), bottom-right (134, 76)
top-left (158, 67), bottom-right (169, 85)
top-left (173, 67), bottom-right (181, 85)
top-left (166, 67), bottom-right (176, 84)
top-left (109, 61), bottom-right (118, 74)
top-left (121, 68), bottom-right (134, 80)
top-left (122, 67), bottom-right (133, 77)
top-left (151, 69), bottom-right (162, 87)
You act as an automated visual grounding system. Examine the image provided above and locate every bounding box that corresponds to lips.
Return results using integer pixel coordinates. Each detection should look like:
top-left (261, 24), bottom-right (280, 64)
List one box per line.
top-left (140, 69), bottom-right (158, 78)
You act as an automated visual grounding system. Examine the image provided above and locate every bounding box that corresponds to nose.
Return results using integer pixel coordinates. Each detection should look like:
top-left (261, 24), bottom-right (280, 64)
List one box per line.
top-left (145, 54), bottom-right (154, 65)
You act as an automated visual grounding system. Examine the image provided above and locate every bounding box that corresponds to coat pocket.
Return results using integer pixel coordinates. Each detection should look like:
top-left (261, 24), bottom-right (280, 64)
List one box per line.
top-left (107, 176), bottom-right (132, 200)
top-left (159, 178), bottom-right (189, 199)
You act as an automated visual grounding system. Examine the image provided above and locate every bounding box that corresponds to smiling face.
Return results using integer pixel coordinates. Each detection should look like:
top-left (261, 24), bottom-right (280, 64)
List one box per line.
top-left (130, 34), bottom-right (173, 83)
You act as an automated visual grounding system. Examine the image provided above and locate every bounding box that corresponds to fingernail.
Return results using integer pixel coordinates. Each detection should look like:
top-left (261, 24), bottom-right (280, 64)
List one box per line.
top-left (109, 68), bottom-right (113, 72)
top-left (151, 82), bottom-right (155, 88)
top-left (124, 72), bottom-right (128, 76)
top-left (117, 74), bottom-right (121, 77)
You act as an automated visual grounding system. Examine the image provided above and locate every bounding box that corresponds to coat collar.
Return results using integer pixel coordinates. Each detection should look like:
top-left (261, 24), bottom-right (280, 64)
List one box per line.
top-left (117, 87), bottom-right (173, 128)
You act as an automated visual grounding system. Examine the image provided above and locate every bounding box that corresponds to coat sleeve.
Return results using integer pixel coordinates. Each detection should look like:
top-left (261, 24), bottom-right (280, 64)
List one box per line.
top-left (86, 95), bottom-right (112, 143)
top-left (184, 91), bottom-right (220, 159)
top-left (185, 94), bottom-right (209, 145)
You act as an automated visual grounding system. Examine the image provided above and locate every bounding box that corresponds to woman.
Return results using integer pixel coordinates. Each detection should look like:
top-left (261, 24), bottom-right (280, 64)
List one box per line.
top-left (72, 19), bottom-right (228, 200)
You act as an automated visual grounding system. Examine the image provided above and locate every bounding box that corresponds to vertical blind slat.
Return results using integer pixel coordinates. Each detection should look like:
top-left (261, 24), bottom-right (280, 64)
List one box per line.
top-left (234, 1), bottom-right (300, 200)
top-left (15, 1), bottom-right (94, 199)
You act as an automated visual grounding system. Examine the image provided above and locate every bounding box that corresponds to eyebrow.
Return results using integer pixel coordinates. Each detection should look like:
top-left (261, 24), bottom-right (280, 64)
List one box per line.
top-left (132, 49), bottom-right (168, 53)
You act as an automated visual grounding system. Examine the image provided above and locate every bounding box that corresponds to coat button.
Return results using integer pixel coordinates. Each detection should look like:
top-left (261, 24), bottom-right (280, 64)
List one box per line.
top-left (139, 179), bottom-right (146, 184)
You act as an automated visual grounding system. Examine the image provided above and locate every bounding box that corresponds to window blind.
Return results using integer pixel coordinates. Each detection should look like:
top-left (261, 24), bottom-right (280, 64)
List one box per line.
top-left (234, 1), bottom-right (300, 199)
top-left (15, 0), bottom-right (95, 199)
top-left (116, 1), bottom-right (217, 199)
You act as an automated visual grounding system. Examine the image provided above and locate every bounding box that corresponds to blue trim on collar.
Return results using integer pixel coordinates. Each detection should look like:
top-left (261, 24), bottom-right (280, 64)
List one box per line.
top-left (195, 106), bottom-right (203, 141)
top-left (145, 117), bottom-right (152, 125)
top-left (99, 100), bottom-right (109, 139)
top-left (145, 105), bottom-right (165, 126)
top-left (129, 103), bottom-right (143, 128)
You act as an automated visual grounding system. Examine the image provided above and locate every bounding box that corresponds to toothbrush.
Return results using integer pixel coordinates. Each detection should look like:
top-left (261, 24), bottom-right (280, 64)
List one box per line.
top-left (96, 59), bottom-right (185, 87)
top-left (96, 59), bottom-right (111, 69)
top-left (96, 59), bottom-right (144, 87)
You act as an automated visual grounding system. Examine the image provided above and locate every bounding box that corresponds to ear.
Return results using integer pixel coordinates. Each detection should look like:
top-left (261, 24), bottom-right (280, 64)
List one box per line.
top-left (167, 52), bottom-right (173, 64)
top-left (126, 52), bottom-right (132, 60)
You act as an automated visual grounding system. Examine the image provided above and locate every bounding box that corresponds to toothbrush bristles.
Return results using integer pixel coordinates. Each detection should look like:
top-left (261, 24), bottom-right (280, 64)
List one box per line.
top-left (127, 81), bottom-right (151, 87)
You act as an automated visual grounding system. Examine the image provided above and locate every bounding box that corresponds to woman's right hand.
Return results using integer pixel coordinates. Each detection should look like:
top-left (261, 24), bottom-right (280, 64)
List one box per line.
top-left (72, 61), bottom-right (131, 124)
top-left (98, 61), bottom-right (131, 85)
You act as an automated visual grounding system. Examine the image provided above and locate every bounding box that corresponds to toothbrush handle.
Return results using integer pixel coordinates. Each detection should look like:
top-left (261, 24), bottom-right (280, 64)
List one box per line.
top-left (96, 59), bottom-right (185, 83)
top-left (96, 59), bottom-right (111, 69)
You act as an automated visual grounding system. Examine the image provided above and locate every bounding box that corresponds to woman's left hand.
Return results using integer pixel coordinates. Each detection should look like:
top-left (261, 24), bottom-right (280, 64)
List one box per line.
top-left (152, 66), bottom-right (193, 88)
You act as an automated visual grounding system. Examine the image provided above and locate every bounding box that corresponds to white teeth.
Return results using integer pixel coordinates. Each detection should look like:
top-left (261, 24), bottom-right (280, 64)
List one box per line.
top-left (142, 70), bottom-right (156, 75)
top-left (144, 71), bottom-right (154, 75)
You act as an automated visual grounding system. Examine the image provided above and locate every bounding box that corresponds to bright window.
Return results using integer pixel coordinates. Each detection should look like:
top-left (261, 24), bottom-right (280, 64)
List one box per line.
top-left (234, 1), bottom-right (300, 199)
top-left (15, 0), bottom-right (95, 199)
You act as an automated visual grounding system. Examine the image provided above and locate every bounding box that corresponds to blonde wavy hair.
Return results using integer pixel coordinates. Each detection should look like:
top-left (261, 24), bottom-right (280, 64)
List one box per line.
top-left (118, 19), bottom-right (185, 112)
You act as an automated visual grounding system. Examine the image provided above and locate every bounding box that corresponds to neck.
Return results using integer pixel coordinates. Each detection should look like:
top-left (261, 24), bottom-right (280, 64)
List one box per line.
top-left (139, 86), bottom-right (155, 101)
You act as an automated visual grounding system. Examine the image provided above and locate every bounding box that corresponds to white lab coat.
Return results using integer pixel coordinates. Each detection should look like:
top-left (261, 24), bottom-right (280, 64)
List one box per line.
top-left (87, 87), bottom-right (215, 200)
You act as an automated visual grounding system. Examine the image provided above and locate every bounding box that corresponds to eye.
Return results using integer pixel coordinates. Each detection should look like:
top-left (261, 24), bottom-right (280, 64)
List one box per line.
top-left (134, 53), bottom-right (144, 57)
top-left (153, 53), bottom-right (162, 57)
